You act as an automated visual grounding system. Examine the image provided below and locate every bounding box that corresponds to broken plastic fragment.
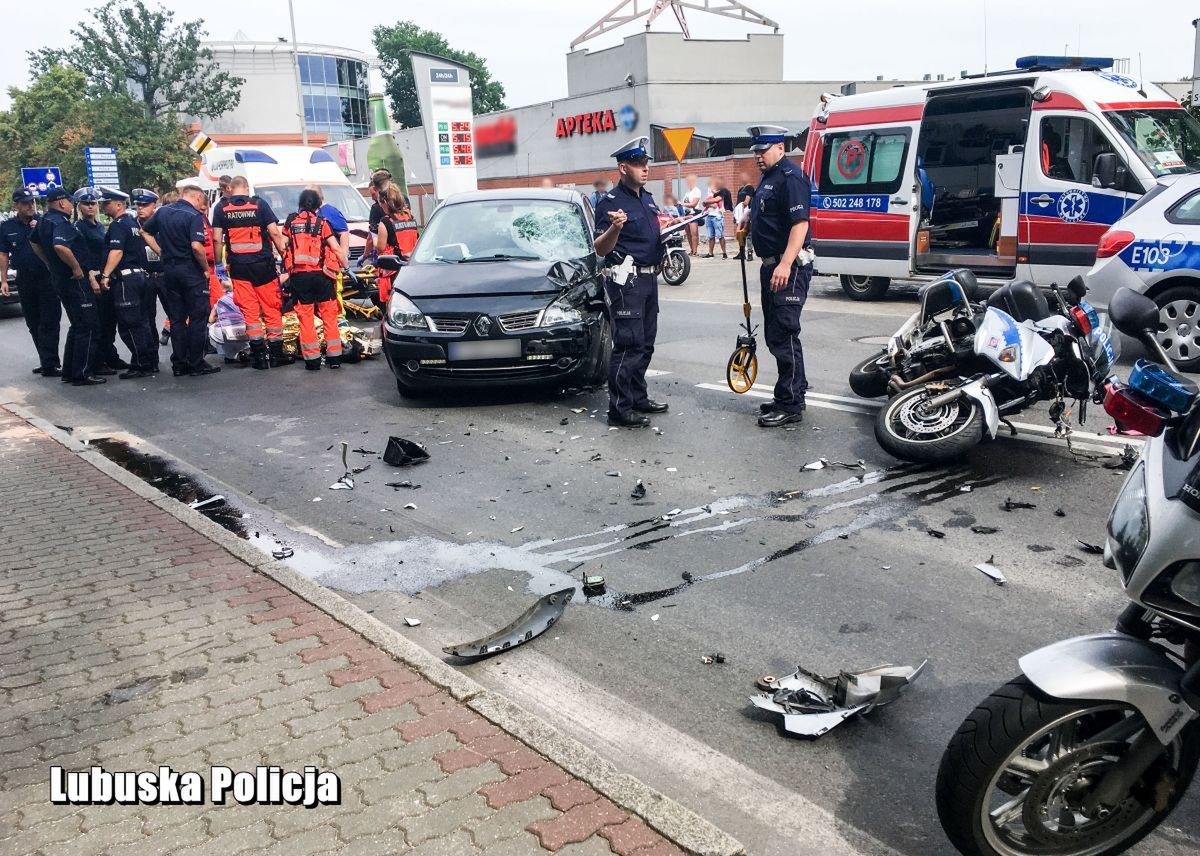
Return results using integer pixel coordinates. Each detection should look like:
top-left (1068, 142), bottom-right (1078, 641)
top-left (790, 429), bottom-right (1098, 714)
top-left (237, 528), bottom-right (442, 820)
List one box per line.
top-left (750, 660), bottom-right (927, 738)
top-left (351, 465), bottom-right (371, 475)
top-left (1076, 540), bottom-right (1104, 555)
top-left (329, 475), bottom-right (354, 490)
top-left (386, 481), bottom-right (420, 489)
top-left (971, 525), bottom-right (1000, 535)
top-left (352, 447), bottom-right (377, 455)
top-left (403, 502), bottom-right (417, 510)
top-left (571, 408), bottom-right (586, 414)
top-left (189, 495), bottom-right (224, 510)
top-left (650, 614), bottom-right (659, 621)
top-left (583, 575), bottom-right (606, 595)
top-left (383, 436), bottom-right (431, 467)
top-left (803, 459), bottom-right (827, 471)
top-left (271, 548), bottom-right (294, 560)
top-left (1055, 508), bottom-right (1067, 517)
top-left (1001, 497), bottom-right (1036, 511)
top-left (605, 470), bottom-right (621, 477)
top-left (511, 525), bottom-right (524, 533)
top-left (404, 617), bottom-right (421, 627)
top-left (927, 529), bottom-right (945, 539)
top-left (442, 588), bottom-right (574, 659)
top-left (631, 481), bottom-right (647, 500)
top-left (974, 557), bottom-right (1006, 585)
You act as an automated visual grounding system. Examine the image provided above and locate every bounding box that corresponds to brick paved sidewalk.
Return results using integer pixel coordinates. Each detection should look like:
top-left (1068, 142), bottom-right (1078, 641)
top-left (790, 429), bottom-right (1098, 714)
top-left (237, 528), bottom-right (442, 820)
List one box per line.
top-left (0, 408), bottom-right (693, 856)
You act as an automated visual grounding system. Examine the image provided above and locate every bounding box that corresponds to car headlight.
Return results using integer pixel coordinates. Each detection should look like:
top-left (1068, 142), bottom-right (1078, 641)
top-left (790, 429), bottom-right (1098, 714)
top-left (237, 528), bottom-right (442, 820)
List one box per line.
top-left (541, 294), bottom-right (582, 327)
top-left (1107, 461), bottom-right (1149, 577)
top-left (387, 292), bottom-right (430, 331)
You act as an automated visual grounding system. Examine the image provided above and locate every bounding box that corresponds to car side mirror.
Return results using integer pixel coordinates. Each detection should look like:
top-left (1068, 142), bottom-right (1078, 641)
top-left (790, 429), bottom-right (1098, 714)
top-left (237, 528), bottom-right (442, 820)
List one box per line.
top-left (1108, 287), bottom-right (1160, 338)
top-left (1092, 153), bottom-right (1120, 189)
top-left (375, 254), bottom-right (405, 272)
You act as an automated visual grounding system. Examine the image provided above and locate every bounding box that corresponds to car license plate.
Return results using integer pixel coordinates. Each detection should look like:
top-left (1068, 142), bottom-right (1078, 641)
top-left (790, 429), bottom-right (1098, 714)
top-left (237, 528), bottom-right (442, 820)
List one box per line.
top-left (448, 340), bottom-right (522, 361)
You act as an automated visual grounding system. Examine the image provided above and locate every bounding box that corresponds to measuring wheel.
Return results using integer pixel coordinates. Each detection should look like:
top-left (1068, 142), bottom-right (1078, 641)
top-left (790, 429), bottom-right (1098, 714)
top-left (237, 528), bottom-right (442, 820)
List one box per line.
top-left (726, 345), bottom-right (758, 394)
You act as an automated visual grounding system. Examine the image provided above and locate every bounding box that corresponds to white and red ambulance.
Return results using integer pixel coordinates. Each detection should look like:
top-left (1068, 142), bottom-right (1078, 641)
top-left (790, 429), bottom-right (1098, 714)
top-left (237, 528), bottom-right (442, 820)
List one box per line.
top-left (800, 57), bottom-right (1200, 300)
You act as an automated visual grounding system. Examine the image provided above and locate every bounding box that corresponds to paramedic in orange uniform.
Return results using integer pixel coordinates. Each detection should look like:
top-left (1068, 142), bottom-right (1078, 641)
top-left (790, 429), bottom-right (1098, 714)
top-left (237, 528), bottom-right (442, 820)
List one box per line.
top-left (374, 185), bottom-right (417, 305)
top-left (198, 197), bottom-right (224, 308)
top-left (282, 189), bottom-right (348, 371)
top-left (211, 176), bottom-right (288, 369)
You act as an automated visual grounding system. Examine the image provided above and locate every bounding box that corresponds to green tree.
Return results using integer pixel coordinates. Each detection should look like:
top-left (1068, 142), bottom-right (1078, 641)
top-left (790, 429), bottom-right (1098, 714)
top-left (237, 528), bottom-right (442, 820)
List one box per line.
top-left (0, 66), bottom-right (195, 196)
top-left (29, 0), bottom-right (242, 120)
top-left (373, 22), bottom-right (507, 129)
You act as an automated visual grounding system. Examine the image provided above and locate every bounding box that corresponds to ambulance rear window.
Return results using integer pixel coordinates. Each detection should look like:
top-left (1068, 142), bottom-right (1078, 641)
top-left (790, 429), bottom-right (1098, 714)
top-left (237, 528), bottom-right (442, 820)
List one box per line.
top-left (819, 129), bottom-right (911, 196)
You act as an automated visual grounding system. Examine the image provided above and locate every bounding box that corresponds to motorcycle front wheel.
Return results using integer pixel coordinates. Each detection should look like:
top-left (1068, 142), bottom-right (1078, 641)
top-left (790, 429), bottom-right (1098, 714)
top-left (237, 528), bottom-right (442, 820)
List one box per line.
top-left (874, 385), bottom-right (982, 463)
top-left (662, 250), bottom-right (690, 286)
top-left (936, 676), bottom-right (1198, 856)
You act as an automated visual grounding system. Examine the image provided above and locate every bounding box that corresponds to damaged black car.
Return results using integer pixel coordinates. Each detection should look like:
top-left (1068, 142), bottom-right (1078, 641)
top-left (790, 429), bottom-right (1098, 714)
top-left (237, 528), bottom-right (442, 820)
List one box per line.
top-left (381, 189), bottom-right (610, 397)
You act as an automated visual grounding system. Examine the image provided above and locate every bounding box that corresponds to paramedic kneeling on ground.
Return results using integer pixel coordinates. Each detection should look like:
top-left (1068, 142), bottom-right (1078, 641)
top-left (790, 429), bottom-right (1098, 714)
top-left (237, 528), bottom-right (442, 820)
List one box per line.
top-left (748, 125), bottom-right (814, 428)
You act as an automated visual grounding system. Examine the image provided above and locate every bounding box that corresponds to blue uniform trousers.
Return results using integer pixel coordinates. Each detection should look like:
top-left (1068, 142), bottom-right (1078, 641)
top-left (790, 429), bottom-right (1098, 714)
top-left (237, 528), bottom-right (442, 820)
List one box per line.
top-left (94, 282), bottom-right (125, 369)
top-left (112, 271), bottom-right (158, 372)
top-left (16, 273), bottom-right (61, 370)
top-left (605, 272), bottom-right (659, 419)
top-left (55, 276), bottom-right (101, 382)
top-left (760, 260), bottom-right (811, 413)
top-left (161, 263), bottom-right (210, 371)
top-left (145, 271), bottom-right (163, 369)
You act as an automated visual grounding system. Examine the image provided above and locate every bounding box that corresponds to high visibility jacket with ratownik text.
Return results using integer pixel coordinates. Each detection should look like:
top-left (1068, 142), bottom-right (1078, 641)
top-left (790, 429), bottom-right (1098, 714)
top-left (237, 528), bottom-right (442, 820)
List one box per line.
top-left (284, 211), bottom-right (336, 278)
top-left (220, 197), bottom-right (272, 259)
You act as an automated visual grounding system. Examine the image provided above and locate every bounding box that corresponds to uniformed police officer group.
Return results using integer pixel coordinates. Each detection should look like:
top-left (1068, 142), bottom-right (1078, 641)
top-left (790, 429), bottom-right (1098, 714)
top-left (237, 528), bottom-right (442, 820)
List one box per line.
top-left (4, 129), bottom-right (812, 422)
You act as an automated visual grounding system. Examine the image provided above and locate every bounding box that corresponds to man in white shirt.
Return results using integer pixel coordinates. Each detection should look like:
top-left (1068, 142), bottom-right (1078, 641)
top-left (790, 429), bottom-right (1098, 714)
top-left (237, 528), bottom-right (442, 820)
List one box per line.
top-left (680, 175), bottom-right (703, 256)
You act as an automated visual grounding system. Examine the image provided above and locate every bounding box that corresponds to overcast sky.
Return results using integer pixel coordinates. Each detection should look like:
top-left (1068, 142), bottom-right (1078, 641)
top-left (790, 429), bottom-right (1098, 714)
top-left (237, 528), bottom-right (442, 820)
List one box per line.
top-left (2, 0), bottom-right (1197, 110)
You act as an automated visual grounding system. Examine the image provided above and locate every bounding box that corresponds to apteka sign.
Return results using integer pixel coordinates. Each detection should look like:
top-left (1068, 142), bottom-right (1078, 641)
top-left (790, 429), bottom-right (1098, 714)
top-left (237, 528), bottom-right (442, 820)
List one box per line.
top-left (555, 109), bottom-right (619, 139)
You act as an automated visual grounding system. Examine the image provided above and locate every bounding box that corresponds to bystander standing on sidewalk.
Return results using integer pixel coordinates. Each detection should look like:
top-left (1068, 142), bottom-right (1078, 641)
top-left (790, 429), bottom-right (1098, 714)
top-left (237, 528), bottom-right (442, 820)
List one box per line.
top-left (680, 174), bottom-right (702, 256)
top-left (702, 177), bottom-right (732, 259)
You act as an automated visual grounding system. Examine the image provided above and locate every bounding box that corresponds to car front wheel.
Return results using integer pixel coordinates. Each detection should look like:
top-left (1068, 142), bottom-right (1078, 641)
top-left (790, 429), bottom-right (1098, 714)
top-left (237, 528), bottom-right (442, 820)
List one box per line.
top-left (1153, 284), bottom-right (1200, 372)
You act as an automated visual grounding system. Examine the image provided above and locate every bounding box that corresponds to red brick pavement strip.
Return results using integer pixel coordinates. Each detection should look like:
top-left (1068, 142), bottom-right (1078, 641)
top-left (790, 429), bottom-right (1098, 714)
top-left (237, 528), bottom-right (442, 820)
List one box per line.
top-left (0, 408), bottom-right (695, 855)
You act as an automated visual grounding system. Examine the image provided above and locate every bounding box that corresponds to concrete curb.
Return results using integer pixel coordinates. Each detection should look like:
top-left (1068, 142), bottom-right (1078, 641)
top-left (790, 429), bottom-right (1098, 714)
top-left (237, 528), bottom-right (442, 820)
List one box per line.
top-left (9, 404), bottom-right (744, 856)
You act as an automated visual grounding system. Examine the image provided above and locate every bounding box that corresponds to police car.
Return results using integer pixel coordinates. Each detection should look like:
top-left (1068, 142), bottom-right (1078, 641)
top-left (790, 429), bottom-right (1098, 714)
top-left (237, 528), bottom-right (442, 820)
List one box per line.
top-left (1086, 173), bottom-right (1200, 372)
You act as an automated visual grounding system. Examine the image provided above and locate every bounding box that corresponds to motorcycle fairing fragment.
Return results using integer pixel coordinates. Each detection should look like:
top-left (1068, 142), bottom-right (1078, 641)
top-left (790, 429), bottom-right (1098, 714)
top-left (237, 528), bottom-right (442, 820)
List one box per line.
top-left (443, 588), bottom-right (576, 659)
top-left (383, 436), bottom-right (431, 467)
top-left (750, 660), bottom-right (928, 738)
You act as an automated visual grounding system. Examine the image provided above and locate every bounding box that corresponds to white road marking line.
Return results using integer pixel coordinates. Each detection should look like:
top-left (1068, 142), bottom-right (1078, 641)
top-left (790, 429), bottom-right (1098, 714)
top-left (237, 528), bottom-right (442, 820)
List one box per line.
top-left (695, 382), bottom-right (1143, 455)
top-left (645, 369), bottom-right (672, 377)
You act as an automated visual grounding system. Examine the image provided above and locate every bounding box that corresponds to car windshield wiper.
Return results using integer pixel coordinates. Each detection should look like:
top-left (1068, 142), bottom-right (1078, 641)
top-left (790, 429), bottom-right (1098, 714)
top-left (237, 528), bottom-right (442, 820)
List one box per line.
top-left (458, 254), bottom-right (542, 263)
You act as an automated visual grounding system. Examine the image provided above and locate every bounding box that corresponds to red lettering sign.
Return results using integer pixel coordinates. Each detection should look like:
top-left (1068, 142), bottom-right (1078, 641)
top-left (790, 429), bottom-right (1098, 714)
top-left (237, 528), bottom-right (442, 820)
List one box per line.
top-left (554, 108), bottom-right (622, 139)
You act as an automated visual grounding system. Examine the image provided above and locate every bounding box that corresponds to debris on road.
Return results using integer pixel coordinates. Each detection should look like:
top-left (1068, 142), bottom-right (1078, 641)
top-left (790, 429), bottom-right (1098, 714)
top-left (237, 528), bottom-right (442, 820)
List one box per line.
top-left (803, 459), bottom-right (826, 471)
top-left (681, 571), bottom-right (694, 582)
top-left (605, 470), bottom-right (621, 477)
top-left (927, 529), bottom-right (946, 539)
top-left (404, 617), bottom-right (421, 627)
top-left (970, 526), bottom-right (1000, 535)
top-left (352, 447), bottom-right (377, 455)
top-left (650, 614), bottom-right (660, 621)
top-left (631, 480), bottom-right (647, 500)
top-left (701, 653), bottom-right (726, 665)
top-left (974, 556), bottom-right (1006, 585)
top-left (442, 588), bottom-right (575, 659)
top-left (1076, 540), bottom-right (1104, 555)
top-left (271, 548), bottom-right (294, 560)
top-left (383, 436), bottom-right (431, 467)
top-left (329, 475), bottom-right (354, 490)
top-left (560, 417), bottom-right (569, 425)
top-left (829, 459), bottom-right (867, 471)
top-left (188, 495), bottom-right (224, 510)
top-left (385, 480), bottom-right (420, 489)
top-left (583, 575), bottom-right (606, 595)
top-left (403, 502), bottom-right (417, 510)
top-left (1055, 508), bottom-right (1067, 517)
top-left (1001, 497), bottom-right (1036, 512)
top-left (750, 660), bottom-right (928, 738)
top-left (511, 526), bottom-right (524, 533)
top-left (351, 464), bottom-right (370, 475)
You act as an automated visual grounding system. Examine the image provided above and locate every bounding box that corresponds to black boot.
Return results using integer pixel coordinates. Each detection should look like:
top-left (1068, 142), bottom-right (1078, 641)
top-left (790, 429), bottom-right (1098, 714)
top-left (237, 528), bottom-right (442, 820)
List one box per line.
top-left (268, 340), bottom-right (294, 368)
top-left (325, 354), bottom-right (341, 370)
top-left (304, 359), bottom-right (321, 371)
top-left (249, 340), bottom-right (269, 371)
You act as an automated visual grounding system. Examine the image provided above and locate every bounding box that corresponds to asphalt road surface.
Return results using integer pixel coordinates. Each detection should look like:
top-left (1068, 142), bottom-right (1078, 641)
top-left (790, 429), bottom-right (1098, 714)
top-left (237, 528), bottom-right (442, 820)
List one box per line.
top-left (2, 261), bottom-right (1196, 856)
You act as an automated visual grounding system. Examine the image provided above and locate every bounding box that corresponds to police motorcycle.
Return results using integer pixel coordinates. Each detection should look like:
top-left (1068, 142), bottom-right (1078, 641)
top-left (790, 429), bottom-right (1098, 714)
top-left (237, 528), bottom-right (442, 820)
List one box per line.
top-left (658, 213), bottom-right (691, 286)
top-left (935, 286), bottom-right (1200, 856)
top-left (849, 269), bottom-right (1118, 463)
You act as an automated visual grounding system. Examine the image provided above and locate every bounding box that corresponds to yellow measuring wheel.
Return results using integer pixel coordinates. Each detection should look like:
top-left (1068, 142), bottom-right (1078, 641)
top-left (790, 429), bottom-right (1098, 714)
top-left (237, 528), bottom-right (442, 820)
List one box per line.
top-left (726, 345), bottom-right (757, 393)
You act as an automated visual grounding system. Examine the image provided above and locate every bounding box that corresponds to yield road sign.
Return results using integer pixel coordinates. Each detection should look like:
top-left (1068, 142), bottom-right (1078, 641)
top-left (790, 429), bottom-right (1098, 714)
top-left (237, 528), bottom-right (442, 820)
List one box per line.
top-left (661, 127), bottom-right (695, 163)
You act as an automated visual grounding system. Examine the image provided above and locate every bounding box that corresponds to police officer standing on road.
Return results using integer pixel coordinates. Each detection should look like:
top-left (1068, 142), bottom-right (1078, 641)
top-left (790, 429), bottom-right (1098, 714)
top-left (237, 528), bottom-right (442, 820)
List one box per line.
top-left (141, 185), bottom-right (219, 377)
top-left (0, 189), bottom-right (59, 376)
top-left (747, 126), bottom-right (814, 428)
top-left (134, 189), bottom-right (165, 361)
top-left (30, 187), bottom-right (105, 385)
top-left (99, 187), bottom-right (158, 378)
top-left (74, 187), bottom-right (127, 375)
top-left (593, 136), bottom-right (670, 428)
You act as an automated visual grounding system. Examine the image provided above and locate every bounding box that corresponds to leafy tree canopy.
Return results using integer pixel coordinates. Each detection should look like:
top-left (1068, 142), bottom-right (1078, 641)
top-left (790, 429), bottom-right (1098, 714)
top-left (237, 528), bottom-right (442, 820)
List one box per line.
top-left (29, 0), bottom-right (242, 120)
top-left (373, 22), bottom-right (506, 129)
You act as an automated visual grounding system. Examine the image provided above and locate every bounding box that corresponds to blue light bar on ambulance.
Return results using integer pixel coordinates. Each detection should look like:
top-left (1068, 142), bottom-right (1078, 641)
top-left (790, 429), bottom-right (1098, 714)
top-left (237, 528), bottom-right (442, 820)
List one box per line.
top-left (1015, 55), bottom-right (1114, 71)
top-left (233, 150), bottom-right (278, 164)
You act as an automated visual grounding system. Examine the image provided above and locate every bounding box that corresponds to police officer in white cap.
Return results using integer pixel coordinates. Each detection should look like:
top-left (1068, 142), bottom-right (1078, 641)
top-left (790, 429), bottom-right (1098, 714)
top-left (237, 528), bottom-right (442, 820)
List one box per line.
top-left (747, 125), bottom-right (814, 427)
top-left (99, 187), bottom-right (158, 378)
top-left (593, 136), bottom-right (669, 428)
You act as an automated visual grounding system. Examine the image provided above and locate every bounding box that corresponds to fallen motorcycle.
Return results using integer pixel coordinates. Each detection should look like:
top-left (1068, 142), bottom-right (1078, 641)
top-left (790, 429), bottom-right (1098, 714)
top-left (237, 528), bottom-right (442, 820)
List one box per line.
top-left (850, 269), bottom-right (1118, 463)
top-left (935, 286), bottom-right (1200, 856)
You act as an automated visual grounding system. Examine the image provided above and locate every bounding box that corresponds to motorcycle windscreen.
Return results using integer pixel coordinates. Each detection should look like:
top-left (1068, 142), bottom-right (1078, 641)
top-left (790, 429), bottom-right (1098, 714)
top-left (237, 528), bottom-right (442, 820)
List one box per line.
top-left (974, 306), bottom-right (1054, 380)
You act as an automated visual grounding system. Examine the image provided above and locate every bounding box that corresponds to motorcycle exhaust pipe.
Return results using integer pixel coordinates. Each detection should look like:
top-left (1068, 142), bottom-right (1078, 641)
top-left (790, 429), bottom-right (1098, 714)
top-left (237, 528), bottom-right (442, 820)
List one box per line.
top-left (887, 366), bottom-right (958, 394)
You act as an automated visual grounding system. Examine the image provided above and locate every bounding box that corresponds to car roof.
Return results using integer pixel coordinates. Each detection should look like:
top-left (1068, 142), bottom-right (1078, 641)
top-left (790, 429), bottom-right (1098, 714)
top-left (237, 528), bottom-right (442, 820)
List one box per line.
top-left (441, 188), bottom-right (584, 206)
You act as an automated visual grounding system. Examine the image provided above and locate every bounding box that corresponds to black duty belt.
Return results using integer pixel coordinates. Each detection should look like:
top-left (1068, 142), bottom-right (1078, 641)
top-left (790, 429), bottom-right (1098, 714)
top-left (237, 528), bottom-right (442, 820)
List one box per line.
top-left (605, 264), bottom-right (660, 276)
top-left (118, 268), bottom-right (145, 277)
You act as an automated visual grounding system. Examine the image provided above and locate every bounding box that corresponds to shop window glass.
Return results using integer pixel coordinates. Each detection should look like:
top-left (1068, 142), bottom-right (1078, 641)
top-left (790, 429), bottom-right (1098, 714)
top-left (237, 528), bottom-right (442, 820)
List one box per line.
top-left (302, 95), bottom-right (315, 123)
top-left (1039, 117), bottom-right (1118, 185)
top-left (322, 57), bottom-right (337, 88)
top-left (297, 54), bottom-right (311, 83)
top-left (819, 129), bottom-right (911, 195)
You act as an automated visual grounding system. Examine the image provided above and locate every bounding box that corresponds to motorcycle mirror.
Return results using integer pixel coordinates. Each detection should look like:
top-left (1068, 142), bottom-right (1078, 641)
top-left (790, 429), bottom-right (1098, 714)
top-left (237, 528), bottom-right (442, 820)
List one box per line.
top-left (1066, 275), bottom-right (1087, 305)
top-left (375, 254), bottom-right (405, 272)
top-left (1108, 288), bottom-right (1159, 338)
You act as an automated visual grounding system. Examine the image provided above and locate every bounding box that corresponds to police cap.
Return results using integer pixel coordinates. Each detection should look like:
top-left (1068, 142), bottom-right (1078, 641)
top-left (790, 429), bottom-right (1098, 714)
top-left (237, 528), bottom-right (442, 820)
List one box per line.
top-left (99, 186), bottom-right (129, 203)
top-left (46, 187), bottom-right (71, 203)
top-left (748, 125), bottom-right (790, 152)
top-left (611, 136), bottom-right (651, 164)
top-left (131, 187), bottom-right (159, 204)
top-left (72, 187), bottom-right (101, 203)
top-left (11, 188), bottom-right (36, 204)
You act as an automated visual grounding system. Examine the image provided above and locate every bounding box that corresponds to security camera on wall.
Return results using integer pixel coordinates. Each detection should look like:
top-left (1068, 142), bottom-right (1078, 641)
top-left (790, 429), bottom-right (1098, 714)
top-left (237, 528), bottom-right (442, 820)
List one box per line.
top-left (624, 73), bottom-right (634, 87)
